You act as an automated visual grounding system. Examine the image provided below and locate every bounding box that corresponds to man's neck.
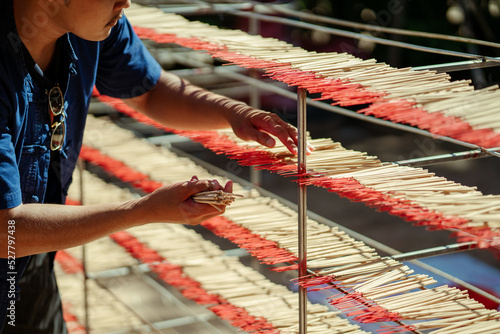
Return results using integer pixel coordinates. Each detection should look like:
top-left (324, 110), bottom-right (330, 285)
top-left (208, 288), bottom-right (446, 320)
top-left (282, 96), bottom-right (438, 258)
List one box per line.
top-left (14, 0), bottom-right (66, 72)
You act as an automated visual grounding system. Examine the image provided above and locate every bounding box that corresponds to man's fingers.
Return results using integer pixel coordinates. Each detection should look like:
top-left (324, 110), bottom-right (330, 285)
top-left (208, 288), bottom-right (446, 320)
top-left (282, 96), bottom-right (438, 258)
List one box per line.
top-left (211, 179), bottom-right (222, 190)
top-left (185, 179), bottom-right (221, 198)
top-left (224, 180), bottom-right (233, 193)
top-left (252, 114), bottom-right (300, 154)
top-left (238, 124), bottom-right (276, 148)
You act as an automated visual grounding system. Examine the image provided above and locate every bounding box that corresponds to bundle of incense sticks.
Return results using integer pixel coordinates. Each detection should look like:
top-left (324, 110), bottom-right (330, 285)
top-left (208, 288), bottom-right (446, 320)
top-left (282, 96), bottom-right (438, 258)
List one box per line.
top-left (124, 3), bottom-right (500, 149)
top-left (76, 115), bottom-right (500, 333)
top-left (62, 170), bottom-right (368, 334)
top-left (88, 93), bottom-right (500, 248)
top-left (193, 190), bottom-right (243, 211)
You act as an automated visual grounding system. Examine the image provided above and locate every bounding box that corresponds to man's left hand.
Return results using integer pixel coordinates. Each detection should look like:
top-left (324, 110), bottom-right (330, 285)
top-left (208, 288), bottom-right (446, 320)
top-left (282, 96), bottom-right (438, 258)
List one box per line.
top-left (228, 107), bottom-right (299, 155)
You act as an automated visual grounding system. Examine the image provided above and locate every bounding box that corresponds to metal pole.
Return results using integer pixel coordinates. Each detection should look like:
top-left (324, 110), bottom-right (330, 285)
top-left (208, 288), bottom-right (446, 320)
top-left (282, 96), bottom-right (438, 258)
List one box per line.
top-left (297, 88), bottom-right (308, 334)
top-left (78, 159), bottom-right (90, 333)
top-left (249, 12), bottom-right (262, 188)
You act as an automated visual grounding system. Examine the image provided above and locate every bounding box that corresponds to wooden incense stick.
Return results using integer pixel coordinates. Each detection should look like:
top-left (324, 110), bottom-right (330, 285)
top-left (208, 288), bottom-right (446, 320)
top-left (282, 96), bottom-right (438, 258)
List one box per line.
top-left (192, 190), bottom-right (244, 211)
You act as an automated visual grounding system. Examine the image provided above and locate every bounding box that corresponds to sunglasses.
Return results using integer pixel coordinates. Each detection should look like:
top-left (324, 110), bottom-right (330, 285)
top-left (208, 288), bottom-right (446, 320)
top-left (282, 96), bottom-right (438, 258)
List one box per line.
top-left (47, 85), bottom-right (65, 151)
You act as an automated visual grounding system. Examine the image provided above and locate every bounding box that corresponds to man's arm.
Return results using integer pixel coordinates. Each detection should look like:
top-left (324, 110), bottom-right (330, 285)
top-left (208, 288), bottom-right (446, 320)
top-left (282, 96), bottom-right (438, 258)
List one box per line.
top-left (123, 70), bottom-right (300, 154)
top-left (0, 177), bottom-right (231, 258)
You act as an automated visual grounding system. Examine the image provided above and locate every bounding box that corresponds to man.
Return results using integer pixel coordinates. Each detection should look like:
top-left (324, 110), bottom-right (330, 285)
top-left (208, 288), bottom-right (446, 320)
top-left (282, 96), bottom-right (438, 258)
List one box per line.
top-left (0, 0), bottom-right (299, 332)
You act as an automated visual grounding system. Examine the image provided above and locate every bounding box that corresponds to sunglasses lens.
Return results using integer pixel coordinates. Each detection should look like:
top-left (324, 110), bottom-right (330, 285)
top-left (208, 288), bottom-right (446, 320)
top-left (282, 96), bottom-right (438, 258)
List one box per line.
top-left (50, 121), bottom-right (65, 151)
top-left (48, 86), bottom-right (63, 115)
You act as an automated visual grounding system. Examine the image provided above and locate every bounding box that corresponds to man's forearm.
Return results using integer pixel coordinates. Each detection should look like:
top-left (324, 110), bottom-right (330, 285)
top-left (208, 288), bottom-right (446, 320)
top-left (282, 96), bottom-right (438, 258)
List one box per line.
top-left (0, 199), bottom-right (143, 258)
top-left (0, 178), bottom-right (230, 258)
top-left (124, 70), bottom-right (251, 131)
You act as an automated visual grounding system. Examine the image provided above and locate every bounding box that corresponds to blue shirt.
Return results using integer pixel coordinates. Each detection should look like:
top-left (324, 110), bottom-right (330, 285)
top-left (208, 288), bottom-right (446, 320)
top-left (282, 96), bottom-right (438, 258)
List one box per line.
top-left (0, 0), bottom-right (162, 328)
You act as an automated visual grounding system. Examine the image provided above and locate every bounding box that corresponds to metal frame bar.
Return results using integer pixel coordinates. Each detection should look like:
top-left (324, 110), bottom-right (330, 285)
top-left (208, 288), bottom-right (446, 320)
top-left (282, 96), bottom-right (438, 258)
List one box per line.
top-left (297, 88), bottom-right (308, 334)
top-left (391, 241), bottom-right (478, 262)
top-left (396, 147), bottom-right (500, 167)
top-left (413, 58), bottom-right (500, 72)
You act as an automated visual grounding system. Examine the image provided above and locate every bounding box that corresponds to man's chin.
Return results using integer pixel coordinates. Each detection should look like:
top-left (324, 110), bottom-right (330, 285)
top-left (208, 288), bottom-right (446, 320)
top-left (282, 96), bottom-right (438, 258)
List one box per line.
top-left (77, 29), bottom-right (113, 42)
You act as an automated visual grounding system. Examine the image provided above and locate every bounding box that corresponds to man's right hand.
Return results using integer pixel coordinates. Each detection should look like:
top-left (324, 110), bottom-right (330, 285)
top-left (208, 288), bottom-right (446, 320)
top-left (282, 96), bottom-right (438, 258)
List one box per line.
top-left (135, 175), bottom-right (233, 225)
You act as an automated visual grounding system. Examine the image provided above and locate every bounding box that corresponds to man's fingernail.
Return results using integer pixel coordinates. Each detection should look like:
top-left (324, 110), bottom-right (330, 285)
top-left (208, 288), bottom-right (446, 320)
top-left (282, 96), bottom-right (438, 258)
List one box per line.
top-left (266, 138), bottom-right (274, 147)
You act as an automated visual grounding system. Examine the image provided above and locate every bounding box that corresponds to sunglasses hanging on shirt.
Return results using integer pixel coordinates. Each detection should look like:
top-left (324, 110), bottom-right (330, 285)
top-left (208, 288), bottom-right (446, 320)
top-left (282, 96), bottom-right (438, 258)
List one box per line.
top-left (47, 85), bottom-right (65, 151)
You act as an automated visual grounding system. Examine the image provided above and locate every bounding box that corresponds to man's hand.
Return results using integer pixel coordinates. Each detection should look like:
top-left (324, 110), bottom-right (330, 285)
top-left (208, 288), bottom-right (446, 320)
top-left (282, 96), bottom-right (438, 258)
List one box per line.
top-left (227, 107), bottom-right (300, 155)
top-left (136, 176), bottom-right (233, 225)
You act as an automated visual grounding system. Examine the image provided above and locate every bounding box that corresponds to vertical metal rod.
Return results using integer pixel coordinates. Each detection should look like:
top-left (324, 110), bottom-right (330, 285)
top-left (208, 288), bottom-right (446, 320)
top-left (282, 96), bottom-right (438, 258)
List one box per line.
top-left (249, 14), bottom-right (262, 188)
top-left (78, 159), bottom-right (90, 333)
top-left (297, 88), bottom-right (308, 334)
top-left (249, 70), bottom-right (262, 187)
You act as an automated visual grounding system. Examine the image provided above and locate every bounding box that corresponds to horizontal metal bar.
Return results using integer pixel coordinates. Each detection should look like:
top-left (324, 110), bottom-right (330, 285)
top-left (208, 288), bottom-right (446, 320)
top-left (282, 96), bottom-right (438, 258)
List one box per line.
top-left (396, 147), bottom-right (500, 167)
top-left (263, 3), bottom-right (500, 50)
top-left (226, 10), bottom-right (500, 63)
top-left (413, 57), bottom-right (500, 72)
top-left (391, 241), bottom-right (477, 262)
top-left (149, 313), bottom-right (216, 330)
top-left (136, 1), bottom-right (253, 15)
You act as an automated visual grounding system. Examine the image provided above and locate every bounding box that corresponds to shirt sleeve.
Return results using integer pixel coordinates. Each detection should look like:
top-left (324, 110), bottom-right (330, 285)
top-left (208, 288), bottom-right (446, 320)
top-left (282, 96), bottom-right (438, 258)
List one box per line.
top-left (95, 15), bottom-right (162, 99)
top-left (0, 103), bottom-right (22, 210)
